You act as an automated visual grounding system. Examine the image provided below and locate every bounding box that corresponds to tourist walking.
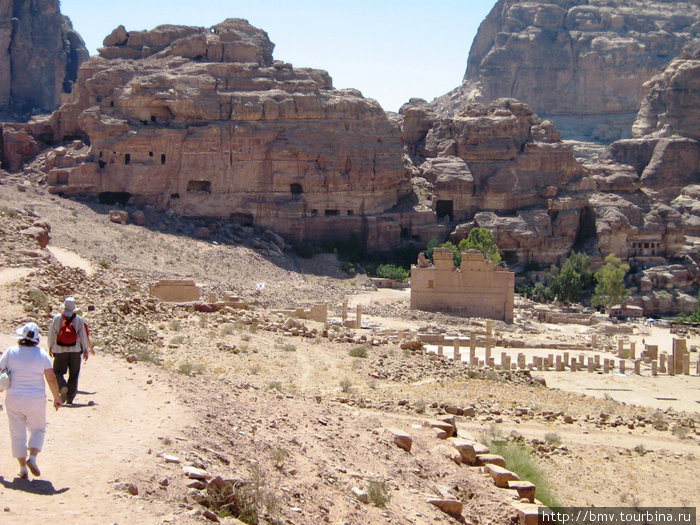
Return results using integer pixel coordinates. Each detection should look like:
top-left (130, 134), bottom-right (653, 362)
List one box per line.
top-left (48, 297), bottom-right (90, 404)
top-left (0, 322), bottom-right (62, 478)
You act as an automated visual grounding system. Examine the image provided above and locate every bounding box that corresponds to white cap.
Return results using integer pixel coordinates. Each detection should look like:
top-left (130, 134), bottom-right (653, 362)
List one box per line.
top-left (64, 297), bottom-right (76, 312)
top-left (16, 322), bottom-right (41, 344)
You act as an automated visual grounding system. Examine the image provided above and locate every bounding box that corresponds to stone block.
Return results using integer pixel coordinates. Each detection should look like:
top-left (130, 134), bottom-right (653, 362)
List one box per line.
top-left (424, 418), bottom-right (455, 438)
top-left (475, 453), bottom-right (506, 468)
top-left (150, 280), bottom-right (201, 302)
top-left (484, 463), bottom-right (520, 488)
top-left (512, 502), bottom-right (540, 525)
top-left (427, 498), bottom-right (463, 517)
top-left (447, 438), bottom-right (489, 464)
top-left (508, 480), bottom-right (536, 503)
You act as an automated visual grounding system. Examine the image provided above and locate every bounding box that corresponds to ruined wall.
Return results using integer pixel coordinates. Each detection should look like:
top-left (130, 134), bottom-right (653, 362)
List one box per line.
top-left (410, 249), bottom-right (514, 322)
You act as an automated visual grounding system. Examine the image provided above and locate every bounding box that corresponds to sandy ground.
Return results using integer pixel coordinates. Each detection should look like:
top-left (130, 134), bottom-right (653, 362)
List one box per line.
top-left (0, 348), bottom-right (201, 524)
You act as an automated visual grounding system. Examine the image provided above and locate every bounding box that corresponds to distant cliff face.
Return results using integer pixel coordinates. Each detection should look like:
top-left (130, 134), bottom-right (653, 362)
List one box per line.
top-left (0, 0), bottom-right (88, 118)
top-left (440, 0), bottom-right (700, 141)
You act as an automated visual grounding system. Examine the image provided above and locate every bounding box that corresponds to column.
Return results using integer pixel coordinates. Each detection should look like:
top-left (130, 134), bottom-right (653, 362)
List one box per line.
top-left (356, 304), bottom-right (362, 328)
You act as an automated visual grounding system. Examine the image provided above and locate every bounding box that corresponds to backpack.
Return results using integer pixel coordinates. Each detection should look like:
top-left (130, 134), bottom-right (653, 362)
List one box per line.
top-left (57, 312), bottom-right (78, 346)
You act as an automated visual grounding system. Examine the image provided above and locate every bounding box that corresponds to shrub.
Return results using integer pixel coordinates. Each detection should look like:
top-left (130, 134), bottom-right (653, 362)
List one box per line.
top-left (200, 464), bottom-right (278, 523)
top-left (339, 378), bottom-right (352, 393)
top-left (131, 345), bottom-right (163, 366)
top-left (169, 335), bottom-right (186, 345)
top-left (367, 481), bottom-right (391, 507)
top-left (415, 399), bottom-right (427, 413)
top-left (168, 319), bottom-right (182, 331)
top-left (375, 264), bottom-right (409, 282)
top-left (544, 432), bottom-right (562, 446)
top-left (651, 410), bottom-right (668, 431)
top-left (128, 325), bottom-right (151, 342)
top-left (349, 345), bottom-right (368, 358)
top-left (26, 288), bottom-right (49, 309)
top-left (267, 381), bottom-right (283, 392)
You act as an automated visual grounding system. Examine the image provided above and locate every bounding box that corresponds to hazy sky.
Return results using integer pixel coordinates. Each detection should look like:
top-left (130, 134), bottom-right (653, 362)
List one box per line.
top-left (60, 1), bottom-right (496, 113)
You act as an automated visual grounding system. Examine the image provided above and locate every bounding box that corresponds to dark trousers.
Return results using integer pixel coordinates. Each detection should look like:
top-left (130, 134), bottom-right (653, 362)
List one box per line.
top-left (53, 351), bottom-right (82, 403)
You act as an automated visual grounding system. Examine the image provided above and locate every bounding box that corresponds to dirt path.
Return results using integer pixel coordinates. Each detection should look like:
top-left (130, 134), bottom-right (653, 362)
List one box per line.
top-left (46, 247), bottom-right (94, 276)
top-left (0, 342), bottom-right (200, 525)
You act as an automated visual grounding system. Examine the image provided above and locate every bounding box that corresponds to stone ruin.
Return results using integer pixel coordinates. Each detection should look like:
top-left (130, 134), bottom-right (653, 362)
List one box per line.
top-left (411, 249), bottom-right (515, 322)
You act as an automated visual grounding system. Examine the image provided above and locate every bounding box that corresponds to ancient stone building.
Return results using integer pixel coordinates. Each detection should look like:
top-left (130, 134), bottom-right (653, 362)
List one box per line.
top-left (410, 248), bottom-right (515, 322)
top-left (0, 0), bottom-right (88, 117)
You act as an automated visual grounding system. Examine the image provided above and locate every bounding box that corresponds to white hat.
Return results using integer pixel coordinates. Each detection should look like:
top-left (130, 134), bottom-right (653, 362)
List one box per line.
top-left (64, 297), bottom-right (76, 312)
top-left (16, 322), bottom-right (41, 344)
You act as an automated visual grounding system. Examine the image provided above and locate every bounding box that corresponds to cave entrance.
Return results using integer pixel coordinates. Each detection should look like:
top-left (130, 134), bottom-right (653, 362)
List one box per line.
top-left (187, 180), bottom-right (211, 193)
top-left (436, 200), bottom-right (454, 221)
top-left (98, 192), bottom-right (132, 205)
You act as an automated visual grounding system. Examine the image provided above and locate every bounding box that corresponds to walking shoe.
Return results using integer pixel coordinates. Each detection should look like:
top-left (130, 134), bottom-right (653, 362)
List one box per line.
top-left (18, 466), bottom-right (28, 479)
top-left (26, 457), bottom-right (40, 477)
top-left (59, 386), bottom-right (68, 403)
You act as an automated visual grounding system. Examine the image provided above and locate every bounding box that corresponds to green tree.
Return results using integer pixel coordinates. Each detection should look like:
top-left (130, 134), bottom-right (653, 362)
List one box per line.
top-left (592, 254), bottom-right (630, 309)
top-left (458, 227), bottom-right (501, 264)
top-left (440, 241), bottom-right (461, 266)
top-left (376, 264), bottom-right (409, 282)
top-left (548, 252), bottom-right (592, 304)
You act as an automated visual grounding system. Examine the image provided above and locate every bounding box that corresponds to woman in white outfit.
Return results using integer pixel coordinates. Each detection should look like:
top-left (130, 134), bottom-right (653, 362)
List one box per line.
top-left (0, 322), bottom-right (62, 478)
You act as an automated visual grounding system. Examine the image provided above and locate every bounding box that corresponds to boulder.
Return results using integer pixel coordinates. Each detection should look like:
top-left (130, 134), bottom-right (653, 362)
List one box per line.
top-left (109, 210), bottom-right (129, 224)
top-left (384, 428), bottom-right (412, 452)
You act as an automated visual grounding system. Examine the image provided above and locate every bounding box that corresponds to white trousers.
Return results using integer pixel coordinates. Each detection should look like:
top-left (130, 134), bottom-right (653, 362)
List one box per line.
top-left (5, 393), bottom-right (47, 458)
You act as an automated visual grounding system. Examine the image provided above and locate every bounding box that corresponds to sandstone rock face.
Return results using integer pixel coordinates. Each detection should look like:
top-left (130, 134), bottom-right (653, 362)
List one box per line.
top-left (43, 19), bottom-right (410, 250)
top-left (401, 97), bottom-right (590, 266)
top-left (0, 0), bottom-right (88, 118)
top-left (440, 0), bottom-right (700, 140)
top-left (633, 41), bottom-right (700, 140)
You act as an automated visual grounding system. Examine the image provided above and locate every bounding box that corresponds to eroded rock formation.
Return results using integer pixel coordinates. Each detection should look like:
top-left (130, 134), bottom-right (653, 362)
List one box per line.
top-left (38, 19), bottom-right (411, 249)
top-left (0, 0), bottom-right (88, 118)
top-left (438, 0), bottom-right (700, 141)
top-left (400, 97), bottom-right (591, 265)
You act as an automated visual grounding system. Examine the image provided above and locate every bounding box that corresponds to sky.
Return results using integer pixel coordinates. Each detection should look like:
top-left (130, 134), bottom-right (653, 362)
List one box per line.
top-left (59, 0), bottom-right (497, 113)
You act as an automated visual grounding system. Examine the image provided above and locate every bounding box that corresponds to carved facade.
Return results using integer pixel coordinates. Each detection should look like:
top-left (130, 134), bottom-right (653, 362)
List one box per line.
top-left (410, 248), bottom-right (514, 322)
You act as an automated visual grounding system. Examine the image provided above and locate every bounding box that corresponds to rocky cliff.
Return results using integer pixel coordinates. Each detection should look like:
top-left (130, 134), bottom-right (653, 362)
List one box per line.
top-left (35, 19), bottom-right (411, 250)
top-left (0, 0), bottom-right (88, 118)
top-left (438, 0), bottom-right (700, 141)
top-left (400, 97), bottom-right (592, 265)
